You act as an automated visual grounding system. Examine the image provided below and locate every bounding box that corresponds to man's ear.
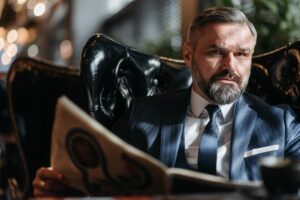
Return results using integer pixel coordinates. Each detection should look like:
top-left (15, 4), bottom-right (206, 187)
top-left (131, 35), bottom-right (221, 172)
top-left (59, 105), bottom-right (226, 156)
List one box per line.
top-left (183, 41), bottom-right (192, 67)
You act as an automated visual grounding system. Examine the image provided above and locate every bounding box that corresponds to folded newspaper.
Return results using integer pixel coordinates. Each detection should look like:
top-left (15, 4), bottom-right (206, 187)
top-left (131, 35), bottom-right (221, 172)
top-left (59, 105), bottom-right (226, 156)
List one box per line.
top-left (51, 96), bottom-right (262, 196)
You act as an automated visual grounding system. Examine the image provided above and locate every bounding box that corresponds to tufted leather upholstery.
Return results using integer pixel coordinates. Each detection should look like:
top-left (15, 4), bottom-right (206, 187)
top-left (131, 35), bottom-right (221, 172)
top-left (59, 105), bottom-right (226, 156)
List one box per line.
top-left (81, 34), bottom-right (300, 129)
top-left (80, 34), bottom-right (192, 129)
top-left (7, 57), bottom-right (84, 196)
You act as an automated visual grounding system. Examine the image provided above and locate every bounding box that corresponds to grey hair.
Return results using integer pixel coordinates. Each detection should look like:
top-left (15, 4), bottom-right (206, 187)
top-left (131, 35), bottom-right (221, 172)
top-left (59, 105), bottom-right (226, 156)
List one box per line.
top-left (188, 7), bottom-right (257, 44)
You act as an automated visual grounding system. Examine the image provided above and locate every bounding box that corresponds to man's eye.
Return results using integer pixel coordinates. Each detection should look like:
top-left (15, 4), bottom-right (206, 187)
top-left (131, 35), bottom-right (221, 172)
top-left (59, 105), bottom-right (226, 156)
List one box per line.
top-left (234, 52), bottom-right (247, 57)
top-left (209, 50), bottom-right (222, 55)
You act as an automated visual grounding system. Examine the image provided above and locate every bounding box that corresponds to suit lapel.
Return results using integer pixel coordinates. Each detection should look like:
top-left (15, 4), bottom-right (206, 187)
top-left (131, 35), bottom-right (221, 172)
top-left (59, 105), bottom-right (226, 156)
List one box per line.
top-left (230, 94), bottom-right (257, 180)
top-left (160, 89), bottom-right (190, 167)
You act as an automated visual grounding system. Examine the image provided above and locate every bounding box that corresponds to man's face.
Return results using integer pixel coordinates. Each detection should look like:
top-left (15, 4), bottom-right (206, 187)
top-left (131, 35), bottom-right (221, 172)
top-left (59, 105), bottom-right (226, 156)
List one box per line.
top-left (183, 23), bottom-right (256, 104)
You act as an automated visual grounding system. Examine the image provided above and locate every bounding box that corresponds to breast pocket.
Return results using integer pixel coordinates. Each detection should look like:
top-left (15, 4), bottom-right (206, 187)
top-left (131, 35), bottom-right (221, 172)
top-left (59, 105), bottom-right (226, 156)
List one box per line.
top-left (244, 145), bottom-right (280, 180)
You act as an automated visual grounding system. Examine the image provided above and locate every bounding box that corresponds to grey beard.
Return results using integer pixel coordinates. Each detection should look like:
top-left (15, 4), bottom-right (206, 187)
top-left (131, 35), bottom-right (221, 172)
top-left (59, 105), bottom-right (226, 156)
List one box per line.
top-left (207, 83), bottom-right (244, 105)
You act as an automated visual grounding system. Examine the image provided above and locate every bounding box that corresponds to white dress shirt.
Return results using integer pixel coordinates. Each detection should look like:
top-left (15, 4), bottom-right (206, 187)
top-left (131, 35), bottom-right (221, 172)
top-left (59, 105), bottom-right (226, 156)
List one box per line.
top-left (184, 89), bottom-right (234, 178)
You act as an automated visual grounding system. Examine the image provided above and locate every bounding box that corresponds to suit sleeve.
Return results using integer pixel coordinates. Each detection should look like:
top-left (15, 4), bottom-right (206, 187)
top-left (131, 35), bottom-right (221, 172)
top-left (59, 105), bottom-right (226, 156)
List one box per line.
top-left (111, 101), bottom-right (136, 142)
top-left (284, 105), bottom-right (300, 159)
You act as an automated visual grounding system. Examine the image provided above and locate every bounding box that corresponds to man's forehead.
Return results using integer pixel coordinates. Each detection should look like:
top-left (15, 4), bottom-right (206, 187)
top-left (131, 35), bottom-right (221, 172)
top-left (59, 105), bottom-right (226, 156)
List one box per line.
top-left (195, 23), bottom-right (256, 50)
top-left (196, 22), bottom-right (254, 39)
top-left (200, 22), bottom-right (252, 34)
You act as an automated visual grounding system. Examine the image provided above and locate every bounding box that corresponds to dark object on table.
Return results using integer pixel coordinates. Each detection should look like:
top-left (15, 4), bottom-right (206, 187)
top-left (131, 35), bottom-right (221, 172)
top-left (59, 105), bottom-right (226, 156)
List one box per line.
top-left (260, 157), bottom-right (300, 196)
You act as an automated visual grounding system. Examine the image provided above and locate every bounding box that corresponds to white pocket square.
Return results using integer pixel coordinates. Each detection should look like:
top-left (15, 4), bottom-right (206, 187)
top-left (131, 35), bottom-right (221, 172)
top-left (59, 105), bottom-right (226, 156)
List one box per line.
top-left (244, 144), bottom-right (279, 158)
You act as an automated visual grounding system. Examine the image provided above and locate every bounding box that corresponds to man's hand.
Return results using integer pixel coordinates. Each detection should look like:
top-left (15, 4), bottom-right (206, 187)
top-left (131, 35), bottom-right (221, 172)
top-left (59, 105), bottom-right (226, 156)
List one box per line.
top-left (33, 167), bottom-right (82, 197)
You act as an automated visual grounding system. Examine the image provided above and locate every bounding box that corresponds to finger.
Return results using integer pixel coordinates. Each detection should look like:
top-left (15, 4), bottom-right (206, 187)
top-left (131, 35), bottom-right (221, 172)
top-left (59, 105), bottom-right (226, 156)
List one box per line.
top-left (32, 177), bottom-right (48, 191)
top-left (33, 182), bottom-right (82, 197)
top-left (36, 167), bottom-right (63, 181)
top-left (33, 176), bottom-right (66, 190)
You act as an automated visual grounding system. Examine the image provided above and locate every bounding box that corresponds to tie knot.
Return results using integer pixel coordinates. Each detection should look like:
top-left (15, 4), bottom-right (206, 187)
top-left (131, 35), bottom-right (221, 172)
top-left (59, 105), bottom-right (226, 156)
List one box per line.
top-left (205, 104), bottom-right (220, 119)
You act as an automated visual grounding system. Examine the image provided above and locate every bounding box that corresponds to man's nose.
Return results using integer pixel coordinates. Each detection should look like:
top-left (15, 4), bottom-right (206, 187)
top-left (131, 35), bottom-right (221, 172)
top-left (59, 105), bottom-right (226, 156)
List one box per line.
top-left (222, 53), bottom-right (236, 71)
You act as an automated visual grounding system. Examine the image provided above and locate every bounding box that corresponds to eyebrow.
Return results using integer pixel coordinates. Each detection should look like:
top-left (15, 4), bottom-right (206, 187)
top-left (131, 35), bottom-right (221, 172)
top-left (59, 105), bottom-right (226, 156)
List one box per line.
top-left (209, 44), bottom-right (253, 53)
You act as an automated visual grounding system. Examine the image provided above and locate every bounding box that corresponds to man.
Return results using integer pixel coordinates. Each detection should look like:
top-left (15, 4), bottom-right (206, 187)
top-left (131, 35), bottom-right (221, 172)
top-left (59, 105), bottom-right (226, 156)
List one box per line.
top-left (33, 7), bottom-right (300, 196)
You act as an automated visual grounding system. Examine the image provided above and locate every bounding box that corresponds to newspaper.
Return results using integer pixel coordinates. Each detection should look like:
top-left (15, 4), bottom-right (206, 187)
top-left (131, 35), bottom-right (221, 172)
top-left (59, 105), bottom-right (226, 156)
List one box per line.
top-left (50, 96), bottom-right (262, 196)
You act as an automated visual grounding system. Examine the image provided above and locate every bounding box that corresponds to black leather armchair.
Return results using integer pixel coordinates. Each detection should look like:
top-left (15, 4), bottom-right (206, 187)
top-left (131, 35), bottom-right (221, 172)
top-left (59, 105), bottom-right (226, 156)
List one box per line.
top-left (81, 34), bottom-right (300, 129)
top-left (7, 57), bottom-right (84, 196)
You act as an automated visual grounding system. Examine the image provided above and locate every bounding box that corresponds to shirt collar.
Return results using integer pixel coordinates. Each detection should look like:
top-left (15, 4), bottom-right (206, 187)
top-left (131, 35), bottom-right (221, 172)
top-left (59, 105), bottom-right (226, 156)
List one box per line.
top-left (190, 88), bottom-right (234, 121)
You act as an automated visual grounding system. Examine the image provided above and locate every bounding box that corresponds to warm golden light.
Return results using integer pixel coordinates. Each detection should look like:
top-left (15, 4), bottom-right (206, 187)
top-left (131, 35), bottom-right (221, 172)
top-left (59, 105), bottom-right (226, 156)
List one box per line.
top-left (17, 0), bottom-right (28, 5)
top-left (1, 53), bottom-right (12, 66)
top-left (6, 43), bottom-right (18, 58)
top-left (27, 28), bottom-right (37, 42)
top-left (0, 37), bottom-right (5, 51)
top-left (7, 29), bottom-right (18, 43)
top-left (33, 3), bottom-right (46, 16)
top-left (60, 39), bottom-right (73, 59)
top-left (17, 27), bottom-right (29, 44)
top-left (0, 27), bottom-right (6, 38)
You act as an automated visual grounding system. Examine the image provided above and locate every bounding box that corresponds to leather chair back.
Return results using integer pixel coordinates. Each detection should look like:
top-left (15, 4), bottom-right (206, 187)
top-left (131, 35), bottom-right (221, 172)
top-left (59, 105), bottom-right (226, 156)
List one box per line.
top-left (7, 57), bottom-right (84, 196)
top-left (80, 34), bottom-right (192, 129)
top-left (249, 41), bottom-right (300, 115)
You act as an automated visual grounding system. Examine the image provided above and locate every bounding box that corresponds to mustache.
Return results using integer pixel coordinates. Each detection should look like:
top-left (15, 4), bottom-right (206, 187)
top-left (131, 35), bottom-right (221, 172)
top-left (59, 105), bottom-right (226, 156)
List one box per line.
top-left (211, 70), bottom-right (241, 84)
